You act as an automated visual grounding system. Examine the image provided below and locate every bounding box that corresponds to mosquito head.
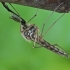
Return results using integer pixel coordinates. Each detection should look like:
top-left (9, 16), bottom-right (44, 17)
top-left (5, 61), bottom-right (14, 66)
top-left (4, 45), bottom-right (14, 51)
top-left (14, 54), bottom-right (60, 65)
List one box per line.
top-left (10, 13), bottom-right (26, 23)
top-left (10, 13), bottom-right (21, 22)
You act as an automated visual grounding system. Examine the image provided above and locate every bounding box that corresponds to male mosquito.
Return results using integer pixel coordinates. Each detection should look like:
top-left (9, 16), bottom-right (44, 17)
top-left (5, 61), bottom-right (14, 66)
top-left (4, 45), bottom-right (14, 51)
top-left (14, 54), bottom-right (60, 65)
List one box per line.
top-left (1, 2), bottom-right (70, 58)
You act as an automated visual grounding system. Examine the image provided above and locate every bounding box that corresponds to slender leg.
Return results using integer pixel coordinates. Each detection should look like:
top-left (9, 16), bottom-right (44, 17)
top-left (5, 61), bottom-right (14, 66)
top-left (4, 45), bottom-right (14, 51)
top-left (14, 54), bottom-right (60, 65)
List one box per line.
top-left (1, 2), bottom-right (18, 16)
top-left (33, 27), bottom-right (39, 48)
top-left (9, 3), bottom-right (20, 16)
top-left (52, 44), bottom-right (66, 52)
top-left (8, 3), bottom-right (38, 23)
top-left (33, 34), bottom-right (37, 48)
top-left (40, 2), bottom-right (63, 37)
top-left (2, 2), bottom-right (26, 24)
top-left (33, 27), bottom-right (41, 48)
top-left (27, 9), bottom-right (38, 23)
top-left (42, 13), bottom-right (65, 37)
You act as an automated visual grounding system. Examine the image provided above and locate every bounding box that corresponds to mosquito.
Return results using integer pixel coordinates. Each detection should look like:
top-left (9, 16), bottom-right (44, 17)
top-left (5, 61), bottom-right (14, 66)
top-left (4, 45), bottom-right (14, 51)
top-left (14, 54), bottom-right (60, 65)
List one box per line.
top-left (1, 2), bottom-right (70, 58)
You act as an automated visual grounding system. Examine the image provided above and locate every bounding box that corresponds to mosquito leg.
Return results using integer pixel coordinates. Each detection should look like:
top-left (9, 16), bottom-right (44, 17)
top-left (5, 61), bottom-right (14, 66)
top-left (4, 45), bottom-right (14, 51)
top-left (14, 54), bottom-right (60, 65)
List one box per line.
top-left (33, 45), bottom-right (41, 48)
top-left (52, 44), bottom-right (62, 49)
top-left (52, 44), bottom-right (67, 51)
top-left (9, 3), bottom-right (20, 16)
top-left (42, 13), bottom-right (65, 37)
top-left (27, 9), bottom-right (38, 23)
top-left (1, 2), bottom-right (20, 19)
top-left (1, 2), bottom-right (19, 16)
top-left (33, 34), bottom-right (38, 48)
top-left (40, 2), bottom-right (63, 37)
top-left (9, 3), bottom-right (38, 23)
top-left (33, 27), bottom-right (41, 48)
top-left (33, 42), bottom-right (41, 48)
top-left (33, 32), bottom-right (37, 48)
top-left (2, 2), bottom-right (26, 24)
top-left (33, 27), bottom-right (38, 48)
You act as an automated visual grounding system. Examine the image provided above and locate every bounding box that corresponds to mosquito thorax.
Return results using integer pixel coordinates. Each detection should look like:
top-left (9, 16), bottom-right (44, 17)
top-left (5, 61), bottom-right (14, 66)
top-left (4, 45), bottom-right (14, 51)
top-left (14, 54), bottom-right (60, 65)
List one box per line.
top-left (21, 23), bottom-right (37, 40)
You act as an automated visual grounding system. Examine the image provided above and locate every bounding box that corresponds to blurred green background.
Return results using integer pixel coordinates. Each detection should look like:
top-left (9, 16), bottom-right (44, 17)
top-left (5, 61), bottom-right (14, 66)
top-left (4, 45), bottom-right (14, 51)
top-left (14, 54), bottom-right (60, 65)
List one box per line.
top-left (0, 2), bottom-right (70, 70)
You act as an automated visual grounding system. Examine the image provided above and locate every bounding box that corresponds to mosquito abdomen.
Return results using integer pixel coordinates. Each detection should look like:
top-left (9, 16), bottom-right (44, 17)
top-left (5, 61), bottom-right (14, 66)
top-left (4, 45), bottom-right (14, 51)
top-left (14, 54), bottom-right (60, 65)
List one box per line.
top-left (45, 43), bottom-right (69, 58)
top-left (48, 45), bottom-right (69, 58)
top-left (38, 37), bottom-right (70, 58)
